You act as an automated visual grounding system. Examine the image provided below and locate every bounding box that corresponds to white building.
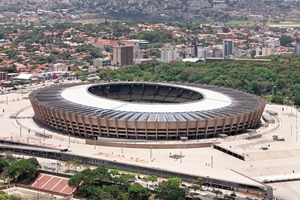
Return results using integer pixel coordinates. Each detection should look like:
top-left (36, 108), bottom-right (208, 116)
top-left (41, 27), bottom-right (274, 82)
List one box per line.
top-left (262, 47), bottom-right (275, 56)
top-left (185, 47), bottom-right (193, 58)
top-left (207, 45), bottom-right (223, 58)
top-left (255, 47), bottom-right (261, 57)
top-left (133, 46), bottom-right (143, 60)
top-left (13, 74), bottom-right (40, 83)
top-left (197, 47), bottom-right (207, 58)
top-left (53, 63), bottom-right (68, 72)
top-left (234, 49), bottom-right (244, 58)
top-left (93, 58), bottom-right (112, 67)
top-left (265, 37), bottom-right (280, 48)
top-left (294, 44), bottom-right (300, 54)
top-left (160, 44), bottom-right (180, 62)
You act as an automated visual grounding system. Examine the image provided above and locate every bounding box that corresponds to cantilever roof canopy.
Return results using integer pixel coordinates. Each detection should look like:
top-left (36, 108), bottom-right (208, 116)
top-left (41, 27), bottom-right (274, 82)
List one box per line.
top-left (61, 83), bottom-right (232, 113)
top-left (32, 82), bottom-right (265, 123)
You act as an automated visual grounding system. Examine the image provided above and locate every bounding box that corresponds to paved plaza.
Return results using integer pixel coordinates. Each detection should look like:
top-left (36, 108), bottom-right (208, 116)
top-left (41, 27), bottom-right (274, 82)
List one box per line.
top-left (0, 83), bottom-right (299, 199)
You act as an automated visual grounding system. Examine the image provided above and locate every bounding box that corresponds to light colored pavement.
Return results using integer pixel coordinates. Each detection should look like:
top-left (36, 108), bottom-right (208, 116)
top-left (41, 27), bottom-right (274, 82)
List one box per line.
top-left (1, 85), bottom-right (300, 199)
top-left (268, 181), bottom-right (300, 200)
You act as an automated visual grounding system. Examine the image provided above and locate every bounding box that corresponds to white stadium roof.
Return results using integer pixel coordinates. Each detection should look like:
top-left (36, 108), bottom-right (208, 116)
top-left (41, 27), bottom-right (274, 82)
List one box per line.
top-left (61, 83), bottom-right (232, 113)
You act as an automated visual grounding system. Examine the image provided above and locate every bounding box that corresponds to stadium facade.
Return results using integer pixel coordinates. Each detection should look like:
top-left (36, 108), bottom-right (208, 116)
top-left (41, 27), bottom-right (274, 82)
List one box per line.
top-left (29, 82), bottom-right (265, 140)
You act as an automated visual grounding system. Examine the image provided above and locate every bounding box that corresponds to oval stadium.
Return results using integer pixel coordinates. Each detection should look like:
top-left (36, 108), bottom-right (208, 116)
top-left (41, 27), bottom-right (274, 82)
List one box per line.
top-left (29, 82), bottom-right (265, 140)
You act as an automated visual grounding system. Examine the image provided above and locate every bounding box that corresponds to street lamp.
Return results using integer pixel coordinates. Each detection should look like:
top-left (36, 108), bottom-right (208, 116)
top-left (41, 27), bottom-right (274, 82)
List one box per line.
top-left (43, 130), bottom-right (46, 141)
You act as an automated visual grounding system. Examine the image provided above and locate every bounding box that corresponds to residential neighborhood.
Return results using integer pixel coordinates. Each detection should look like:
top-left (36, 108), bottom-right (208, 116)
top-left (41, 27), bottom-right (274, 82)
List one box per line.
top-left (0, 18), bottom-right (300, 83)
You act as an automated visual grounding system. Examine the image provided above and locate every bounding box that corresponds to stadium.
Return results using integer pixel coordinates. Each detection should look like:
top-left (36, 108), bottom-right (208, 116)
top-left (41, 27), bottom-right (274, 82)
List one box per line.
top-left (29, 82), bottom-right (265, 140)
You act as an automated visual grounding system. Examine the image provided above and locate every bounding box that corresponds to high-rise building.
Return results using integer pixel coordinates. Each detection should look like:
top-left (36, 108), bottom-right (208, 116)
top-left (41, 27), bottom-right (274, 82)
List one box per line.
top-left (294, 44), bottom-right (300, 54)
top-left (197, 47), bottom-right (207, 58)
top-left (192, 41), bottom-right (198, 57)
top-left (0, 72), bottom-right (8, 81)
top-left (113, 45), bottom-right (134, 66)
top-left (133, 46), bottom-right (143, 60)
top-left (265, 38), bottom-right (280, 48)
top-left (255, 47), bottom-right (261, 57)
top-left (160, 44), bottom-right (179, 62)
top-left (223, 40), bottom-right (234, 58)
top-left (262, 47), bottom-right (275, 56)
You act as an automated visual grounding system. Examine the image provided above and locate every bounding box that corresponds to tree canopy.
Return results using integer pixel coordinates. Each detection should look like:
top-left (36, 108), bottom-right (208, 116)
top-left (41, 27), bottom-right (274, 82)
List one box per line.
top-left (98, 55), bottom-right (300, 105)
top-left (132, 30), bottom-right (173, 43)
top-left (68, 167), bottom-right (151, 200)
top-left (280, 35), bottom-right (293, 47)
top-left (6, 158), bottom-right (40, 184)
top-left (155, 177), bottom-right (186, 200)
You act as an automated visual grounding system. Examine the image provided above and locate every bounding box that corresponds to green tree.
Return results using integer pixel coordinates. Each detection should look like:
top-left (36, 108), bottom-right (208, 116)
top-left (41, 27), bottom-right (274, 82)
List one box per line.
top-left (101, 185), bottom-right (127, 200)
top-left (135, 30), bottom-right (173, 43)
top-left (127, 183), bottom-right (150, 200)
top-left (3, 152), bottom-right (16, 166)
top-left (280, 35), bottom-right (293, 47)
top-left (0, 158), bottom-right (8, 173)
top-left (294, 93), bottom-right (300, 105)
top-left (271, 94), bottom-right (284, 104)
top-left (212, 189), bottom-right (223, 198)
top-left (80, 185), bottom-right (101, 199)
top-left (3, 50), bottom-right (19, 59)
top-left (116, 173), bottom-right (136, 186)
top-left (68, 171), bottom-right (85, 188)
top-left (155, 177), bottom-right (186, 200)
top-left (7, 158), bottom-right (40, 184)
top-left (71, 160), bottom-right (81, 172)
top-left (148, 49), bottom-right (161, 57)
top-left (143, 175), bottom-right (158, 182)
top-left (167, 177), bottom-right (182, 187)
top-left (189, 184), bottom-right (200, 192)
top-left (109, 169), bottom-right (120, 176)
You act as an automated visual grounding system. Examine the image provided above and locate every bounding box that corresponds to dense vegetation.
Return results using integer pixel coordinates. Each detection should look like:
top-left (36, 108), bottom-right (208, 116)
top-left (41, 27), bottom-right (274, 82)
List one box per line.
top-left (68, 167), bottom-right (189, 200)
top-left (0, 154), bottom-right (40, 199)
top-left (130, 30), bottom-right (173, 43)
top-left (68, 167), bottom-right (150, 199)
top-left (97, 55), bottom-right (300, 105)
top-left (0, 154), bottom-right (40, 185)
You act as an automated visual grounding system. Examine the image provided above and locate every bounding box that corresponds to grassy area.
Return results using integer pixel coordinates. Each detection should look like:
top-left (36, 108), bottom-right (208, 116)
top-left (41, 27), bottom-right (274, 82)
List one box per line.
top-left (268, 23), bottom-right (300, 28)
